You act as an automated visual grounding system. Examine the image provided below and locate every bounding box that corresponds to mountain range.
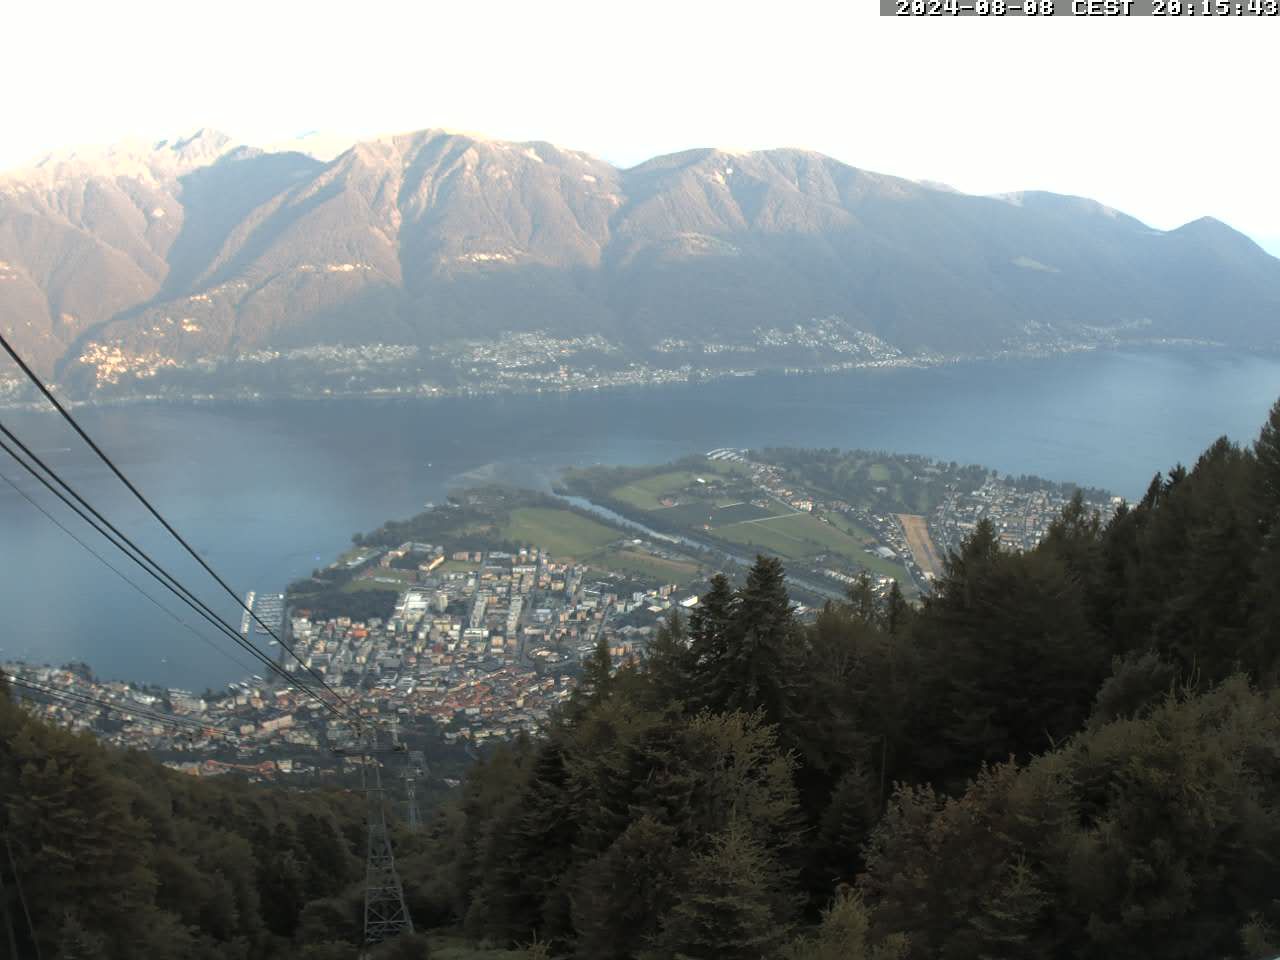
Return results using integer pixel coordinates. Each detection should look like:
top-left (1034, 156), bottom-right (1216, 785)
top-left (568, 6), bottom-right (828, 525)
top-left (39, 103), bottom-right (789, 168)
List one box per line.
top-left (1, 127), bottom-right (1277, 399)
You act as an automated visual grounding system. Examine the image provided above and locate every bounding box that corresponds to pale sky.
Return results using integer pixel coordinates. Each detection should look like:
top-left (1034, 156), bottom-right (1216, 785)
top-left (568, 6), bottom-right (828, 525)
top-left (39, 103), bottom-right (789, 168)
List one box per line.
top-left (5, 0), bottom-right (1278, 253)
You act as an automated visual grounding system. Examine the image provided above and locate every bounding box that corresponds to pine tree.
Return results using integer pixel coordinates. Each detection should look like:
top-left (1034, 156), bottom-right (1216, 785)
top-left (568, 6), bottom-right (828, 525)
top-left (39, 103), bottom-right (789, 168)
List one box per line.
top-left (1249, 399), bottom-right (1280, 684)
top-left (701, 555), bottom-right (803, 726)
top-left (687, 574), bottom-right (737, 710)
top-left (847, 574), bottom-right (879, 627)
top-left (883, 581), bottom-right (908, 636)
top-left (576, 635), bottom-right (614, 707)
top-left (571, 815), bottom-right (680, 959)
top-left (485, 740), bottom-right (578, 945)
top-left (656, 820), bottom-right (792, 960)
top-left (781, 889), bottom-right (908, 960)
top-left (814, 764), bottom-right (880, 889)
top-left (644, 610), bottom-right (693, 707)
top-left (1255, 397), bottom-right (1280, 519)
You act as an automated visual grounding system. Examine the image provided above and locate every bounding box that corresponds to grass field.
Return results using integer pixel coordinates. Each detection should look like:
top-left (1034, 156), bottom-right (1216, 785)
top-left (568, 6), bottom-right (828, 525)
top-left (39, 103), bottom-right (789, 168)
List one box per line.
top-left (715, 510), bottom-right (911, 581)
top-left (592, 547), bottom-right (702, 585)
top-left (756, 513), bottom-right (863, 555)
top-left (612, 470), bottom-right (706, 509)
top-left (650, 500), bottom-right (718, 527)
top-left (651, 498), bottom-right (774, 530)
top-left (500, 507), bottom-right (620, 559)
top-left (715, 511), bottom-right (817, 558)
top-left (709, 501), bottom-right (774, 526)
top-left (824, 510), bottom-right (877, 544)
top-left (605, 459), bottom-right (750, 511)
top-left (340, 573), bottom-right (414, 593)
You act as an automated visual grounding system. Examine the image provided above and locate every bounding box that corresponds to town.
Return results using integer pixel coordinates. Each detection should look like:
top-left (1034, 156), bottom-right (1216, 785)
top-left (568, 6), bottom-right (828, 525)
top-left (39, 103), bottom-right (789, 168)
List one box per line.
top-left (4, 447), bottom-right (1117, 780)
top-left (2, 538), bottom-right (701, 782)
top-left (2, 312), bottom-right (1205, 410)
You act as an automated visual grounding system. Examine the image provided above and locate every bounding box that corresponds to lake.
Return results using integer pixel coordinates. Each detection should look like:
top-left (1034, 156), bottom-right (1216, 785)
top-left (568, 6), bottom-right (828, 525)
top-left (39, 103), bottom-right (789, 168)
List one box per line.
top-left (2, 346), bottom-right (1278, 688)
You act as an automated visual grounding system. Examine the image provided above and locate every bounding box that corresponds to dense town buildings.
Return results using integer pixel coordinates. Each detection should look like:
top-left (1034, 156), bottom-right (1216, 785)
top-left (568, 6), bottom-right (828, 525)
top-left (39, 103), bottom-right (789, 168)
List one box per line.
top-left (3, 541), bottom-right (694, 779)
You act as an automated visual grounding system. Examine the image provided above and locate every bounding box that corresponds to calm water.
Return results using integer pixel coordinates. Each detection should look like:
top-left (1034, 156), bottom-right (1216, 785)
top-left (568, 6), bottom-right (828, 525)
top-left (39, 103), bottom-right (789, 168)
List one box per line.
top-left (2, 347), bottom-right (1278, 688)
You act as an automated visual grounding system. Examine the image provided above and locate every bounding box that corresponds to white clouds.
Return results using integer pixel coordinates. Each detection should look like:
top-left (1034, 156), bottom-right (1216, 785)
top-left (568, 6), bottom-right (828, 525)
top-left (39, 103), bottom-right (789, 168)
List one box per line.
top-left (3, 0), bottom-right (1275, 249)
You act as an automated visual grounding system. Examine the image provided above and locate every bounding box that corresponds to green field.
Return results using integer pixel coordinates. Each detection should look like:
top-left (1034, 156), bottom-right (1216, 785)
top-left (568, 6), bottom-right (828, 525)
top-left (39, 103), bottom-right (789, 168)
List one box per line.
top-left (612, 470), bottom-right (708, 509)
top-left (592, 546), bottom-right (702, 585)
top-left (599, 458), bottom-right (750, 511)
top-left (709, 501), bottom-right (774, 526)
top-left (714, 510), bottom-right (910, 580)
top-left (761, 513), bottom-right (862, 554)
top-left (716, 521), bottom-right (810, 559)
top-left (341, 572), bottom-right (415, 593)
top-left (824, 510), bottom-right (877, 544)
top-left (500, 507), bottom-right (620, 559)
top-left (649, 498), bottom-right (773, 530)
top-left (652, 500), bottom-right (720, 527)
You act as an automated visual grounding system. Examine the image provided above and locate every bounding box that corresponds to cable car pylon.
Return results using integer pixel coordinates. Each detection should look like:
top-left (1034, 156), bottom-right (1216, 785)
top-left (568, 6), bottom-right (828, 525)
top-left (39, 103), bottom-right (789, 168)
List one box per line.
top-left (359, 723), bottom-right (413, 950)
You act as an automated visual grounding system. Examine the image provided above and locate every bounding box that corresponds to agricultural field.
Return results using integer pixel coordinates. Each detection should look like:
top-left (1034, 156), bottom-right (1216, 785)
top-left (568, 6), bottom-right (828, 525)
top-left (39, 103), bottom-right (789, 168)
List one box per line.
top-left (824, 510), bottom-right (878, 545)
top-left (708, 501), bottom-right (776, 526)
top-left (651, 499), bottom-right (775, 529)
top-left (612, 470), bottom-right (708, 509)
top-left (714, 509), bottom-right (910, 580)
top-left (714, 511), bottom-right (855, 559)
top-left (592, 546), bottom-right (703, 585)
top-left (499, 507), bottom-right (620, 559)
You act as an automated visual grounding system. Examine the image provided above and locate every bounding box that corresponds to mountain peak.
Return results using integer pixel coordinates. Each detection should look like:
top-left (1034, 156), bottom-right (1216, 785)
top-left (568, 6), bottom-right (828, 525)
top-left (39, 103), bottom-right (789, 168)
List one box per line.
top-left (10, 129), bottom-right (241, 183)
top-left (1169, 216), bottom-right (1270, 258)
top-left (163, 128), bottom-right (235, 165)
top-left (2, 124), bottom-right (1278, 389)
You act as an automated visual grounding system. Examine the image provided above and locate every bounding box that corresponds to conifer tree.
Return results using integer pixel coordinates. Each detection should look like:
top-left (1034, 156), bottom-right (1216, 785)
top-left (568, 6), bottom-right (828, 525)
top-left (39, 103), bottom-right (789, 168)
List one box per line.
top-left (571, 815), bottom-right (680, 959)
top-left (486, 739), bottom-right (578, 945)
top-left (700, 555), bottom-right (803, 726)
top-left (1255, 397), bottom-right (1280, 518)
top-left (781, 889), bottom-right (908, 960)
top-left (686, 573), bottom-right (737, 709)
top-left (577, 635), bottom-right (614, 707)
top-left (814, 763), bottom-right (881, 888)
top-left (1249, 399), bottom-right (1280, 684)
top-left (847, 574), bottom-right (879, 627)
top-left (656, 819), bottom-right (793, 960)
top-left (644, 610), bottom-right (693, 707)
top-left (883, 581), bottom-right (909, 636)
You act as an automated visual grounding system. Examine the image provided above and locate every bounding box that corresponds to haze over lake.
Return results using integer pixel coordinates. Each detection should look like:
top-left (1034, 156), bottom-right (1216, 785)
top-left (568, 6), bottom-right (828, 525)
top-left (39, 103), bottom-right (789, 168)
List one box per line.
top-left (3, 346), bottom-right (1278, 689)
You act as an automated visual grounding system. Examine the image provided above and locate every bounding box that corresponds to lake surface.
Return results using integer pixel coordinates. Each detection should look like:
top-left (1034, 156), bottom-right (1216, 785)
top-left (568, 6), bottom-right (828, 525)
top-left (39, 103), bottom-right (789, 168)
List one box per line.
top-left (2, 346), bottom-right (1278, 689)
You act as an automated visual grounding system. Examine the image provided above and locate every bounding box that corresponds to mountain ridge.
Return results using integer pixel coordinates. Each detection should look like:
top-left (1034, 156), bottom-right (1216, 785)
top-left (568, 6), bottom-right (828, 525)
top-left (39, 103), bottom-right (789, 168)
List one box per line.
top-left (0, 127), bottom-right (1276, 399)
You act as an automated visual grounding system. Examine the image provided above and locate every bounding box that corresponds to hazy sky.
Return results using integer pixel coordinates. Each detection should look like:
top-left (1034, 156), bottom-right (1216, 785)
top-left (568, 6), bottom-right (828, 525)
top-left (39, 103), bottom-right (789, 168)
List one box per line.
top-left (6, 0), bottom-right (1277, 253)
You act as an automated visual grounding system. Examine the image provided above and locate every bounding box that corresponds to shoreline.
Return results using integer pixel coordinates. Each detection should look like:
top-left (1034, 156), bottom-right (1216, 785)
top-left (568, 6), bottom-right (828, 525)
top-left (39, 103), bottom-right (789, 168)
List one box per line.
top-left (0, 337), bottom-right (1243, 414)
